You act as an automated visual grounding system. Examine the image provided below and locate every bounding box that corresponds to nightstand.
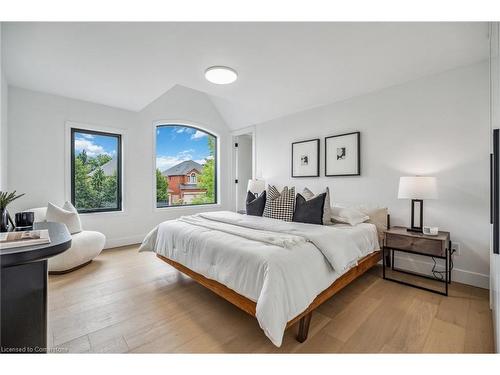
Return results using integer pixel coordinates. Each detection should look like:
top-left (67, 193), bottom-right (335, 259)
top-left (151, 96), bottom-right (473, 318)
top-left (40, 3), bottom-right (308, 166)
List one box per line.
top-left (383, 226), bottom-right (452, 296)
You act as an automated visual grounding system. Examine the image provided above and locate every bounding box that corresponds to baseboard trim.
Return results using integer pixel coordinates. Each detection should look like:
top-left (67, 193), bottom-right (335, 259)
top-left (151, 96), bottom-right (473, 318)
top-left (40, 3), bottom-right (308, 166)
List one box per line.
top-left (104, 234), bottom-right (145, 249)
top-left (392, 254), bottom-right (489, 289)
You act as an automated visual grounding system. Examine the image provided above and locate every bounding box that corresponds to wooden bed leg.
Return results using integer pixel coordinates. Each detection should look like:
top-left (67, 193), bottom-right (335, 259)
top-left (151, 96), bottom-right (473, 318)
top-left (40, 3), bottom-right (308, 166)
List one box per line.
top-left (296, 312), bottom-right (312, 343)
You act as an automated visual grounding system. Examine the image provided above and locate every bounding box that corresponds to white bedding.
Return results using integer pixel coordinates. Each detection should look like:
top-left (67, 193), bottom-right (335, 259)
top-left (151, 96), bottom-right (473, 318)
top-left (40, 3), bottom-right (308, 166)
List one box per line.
top-left (140, 211), bottom-right (379, 347)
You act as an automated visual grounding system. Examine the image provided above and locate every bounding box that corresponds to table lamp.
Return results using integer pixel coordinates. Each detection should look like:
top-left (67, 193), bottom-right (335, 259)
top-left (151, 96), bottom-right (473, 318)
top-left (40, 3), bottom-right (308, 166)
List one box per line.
top-left (247, 179), bottom-right (266, 198)
top-left (398, 176), bottom-right (438, 232)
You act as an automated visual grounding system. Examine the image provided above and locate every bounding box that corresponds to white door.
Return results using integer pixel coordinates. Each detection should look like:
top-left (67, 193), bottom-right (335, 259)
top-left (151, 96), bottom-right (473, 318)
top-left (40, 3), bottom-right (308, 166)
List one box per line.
top-left (490, 22), bottom-right (500, 353)
top-left (235, 134), bottom-right (253, 212)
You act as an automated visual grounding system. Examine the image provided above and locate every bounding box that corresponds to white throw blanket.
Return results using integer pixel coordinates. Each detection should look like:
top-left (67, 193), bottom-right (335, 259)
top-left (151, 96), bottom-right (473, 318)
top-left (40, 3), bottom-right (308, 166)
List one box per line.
top-left (195, 211), bottom-right (372, 272)
top-left (178, 215), bottom-right (306, 249)
top-left (140, 211), bottom-right (379, 346)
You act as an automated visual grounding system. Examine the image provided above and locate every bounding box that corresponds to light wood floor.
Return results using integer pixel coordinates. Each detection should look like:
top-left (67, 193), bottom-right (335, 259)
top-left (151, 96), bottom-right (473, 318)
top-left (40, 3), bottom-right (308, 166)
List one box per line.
top-left (47, 245), bottom-right (494, 353)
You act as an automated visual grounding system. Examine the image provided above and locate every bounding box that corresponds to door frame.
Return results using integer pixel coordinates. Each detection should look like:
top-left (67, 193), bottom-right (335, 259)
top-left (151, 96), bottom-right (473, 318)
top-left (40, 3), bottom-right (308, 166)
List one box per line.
top-left (231, 126), bottom-right (256, 211)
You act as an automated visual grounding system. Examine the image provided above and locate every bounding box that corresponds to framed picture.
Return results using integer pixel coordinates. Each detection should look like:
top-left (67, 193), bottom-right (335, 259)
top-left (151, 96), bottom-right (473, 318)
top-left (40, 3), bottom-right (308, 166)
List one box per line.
top-left (291, 139), bottom-right (320, 177)
top-left (325, 131), bottom-right (360, 176)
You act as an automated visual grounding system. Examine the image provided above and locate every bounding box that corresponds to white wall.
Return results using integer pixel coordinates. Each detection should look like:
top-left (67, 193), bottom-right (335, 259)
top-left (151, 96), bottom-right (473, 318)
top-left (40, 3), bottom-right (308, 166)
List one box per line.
top-left (0, 75), bottom-right (7, 191)
top-left (254, 62), bottom-right (490, 288)
top-left (7, 85), bottom-right (231, 248)
top-left (0, 23), bottom-right (8, 191)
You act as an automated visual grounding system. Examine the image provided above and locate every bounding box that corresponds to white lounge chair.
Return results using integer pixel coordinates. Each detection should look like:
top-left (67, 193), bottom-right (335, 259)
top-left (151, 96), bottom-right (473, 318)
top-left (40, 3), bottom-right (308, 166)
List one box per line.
top-left (29, 207), bottom-right (105, 274)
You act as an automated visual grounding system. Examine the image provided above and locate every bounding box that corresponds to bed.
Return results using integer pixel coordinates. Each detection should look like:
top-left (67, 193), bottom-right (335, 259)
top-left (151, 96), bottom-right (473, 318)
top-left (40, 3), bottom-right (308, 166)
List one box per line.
top-left (140, 210), bottom-right (382, 347)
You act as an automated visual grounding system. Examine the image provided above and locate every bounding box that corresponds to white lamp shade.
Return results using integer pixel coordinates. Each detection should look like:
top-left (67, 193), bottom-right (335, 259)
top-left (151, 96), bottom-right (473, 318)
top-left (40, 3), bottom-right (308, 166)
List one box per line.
top-left (398, 176), bottom-right (438, 199)
top-left (247, 179), bottom-right (265, 195)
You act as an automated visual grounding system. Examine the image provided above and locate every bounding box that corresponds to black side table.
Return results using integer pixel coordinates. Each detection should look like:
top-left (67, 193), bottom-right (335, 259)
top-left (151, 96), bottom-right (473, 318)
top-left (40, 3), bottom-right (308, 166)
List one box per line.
top-left (1, 222), bottom-right (71, 353)
top-left (382, 226), bottom-right (451, 296)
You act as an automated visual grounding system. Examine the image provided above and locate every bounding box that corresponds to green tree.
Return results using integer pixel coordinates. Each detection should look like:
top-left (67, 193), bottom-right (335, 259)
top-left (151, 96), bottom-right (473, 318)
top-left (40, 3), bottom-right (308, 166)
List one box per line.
top-left (192, 136), bottom-right (216, 204)
top-left (77, 149), bottom-right (88, 165)
top-left (156, 169), bottom-right (168, 203)
top-left (103, 171), bottom-right (118, 208)
top-left (74, 150), bottom-right (119, 211)
top-left (87, 154), bottom-right (112, 172)
top-left (90, 168), bottom-right (106, 208)
top-left (74, 156), bottom-right (93, 209)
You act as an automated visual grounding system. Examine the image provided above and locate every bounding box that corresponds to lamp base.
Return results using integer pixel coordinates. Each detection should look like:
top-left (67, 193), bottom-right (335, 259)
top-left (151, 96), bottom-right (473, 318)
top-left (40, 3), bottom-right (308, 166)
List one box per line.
top-left (410, 199), bottom-right (424, 233)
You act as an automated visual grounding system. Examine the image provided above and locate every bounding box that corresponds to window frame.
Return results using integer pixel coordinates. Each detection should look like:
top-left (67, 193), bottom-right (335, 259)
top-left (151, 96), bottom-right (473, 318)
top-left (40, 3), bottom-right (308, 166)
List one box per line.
top-left (70, 127), bottom-right (123, 214)
top-left (189, 172), bottom-right (197, 184)
top-left (154, 123), bottom-right (218, 209)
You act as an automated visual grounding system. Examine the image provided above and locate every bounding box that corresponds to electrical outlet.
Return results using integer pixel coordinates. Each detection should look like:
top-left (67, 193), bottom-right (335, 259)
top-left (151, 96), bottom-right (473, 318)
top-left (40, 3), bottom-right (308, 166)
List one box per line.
top-left (451, 242), bottom-right (461, 256)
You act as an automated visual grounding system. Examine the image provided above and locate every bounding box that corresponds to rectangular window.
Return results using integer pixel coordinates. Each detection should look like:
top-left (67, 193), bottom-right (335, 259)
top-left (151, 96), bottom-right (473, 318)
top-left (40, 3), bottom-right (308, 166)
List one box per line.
top-left (155, 125), bottom-right (217, 208)
top-left (71, 128), bottom-right (122, 213)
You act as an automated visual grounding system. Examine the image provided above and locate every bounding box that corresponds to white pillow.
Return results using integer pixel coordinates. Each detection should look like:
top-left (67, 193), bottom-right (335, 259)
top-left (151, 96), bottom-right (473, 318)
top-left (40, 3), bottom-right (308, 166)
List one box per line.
top-left (46, 201), bottom-right (82, 234)
top-left (302, 187), bottom-right (332, 225)
top-left (358, 205), bottom-right (388, 231)
top-left (331, 205), bottom-right (369, 226)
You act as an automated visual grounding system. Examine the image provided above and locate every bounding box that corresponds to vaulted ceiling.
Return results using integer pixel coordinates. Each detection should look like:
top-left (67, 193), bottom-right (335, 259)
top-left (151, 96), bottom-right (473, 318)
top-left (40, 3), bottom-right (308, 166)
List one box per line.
top-left (2, 22), bottom-right (489, 129)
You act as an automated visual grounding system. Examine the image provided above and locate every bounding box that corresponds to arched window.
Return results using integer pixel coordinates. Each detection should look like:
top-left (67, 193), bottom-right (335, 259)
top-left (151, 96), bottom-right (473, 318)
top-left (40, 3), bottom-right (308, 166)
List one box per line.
top-left (190, 173), bottom-right (197, 184)
top-left (155, 124), bottom-right (217, 207)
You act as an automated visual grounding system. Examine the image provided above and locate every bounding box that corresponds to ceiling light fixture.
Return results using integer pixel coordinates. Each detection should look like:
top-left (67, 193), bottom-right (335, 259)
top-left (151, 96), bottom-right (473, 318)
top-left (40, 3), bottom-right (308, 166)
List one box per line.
top-left (205, 66), bottom-right (238, 85)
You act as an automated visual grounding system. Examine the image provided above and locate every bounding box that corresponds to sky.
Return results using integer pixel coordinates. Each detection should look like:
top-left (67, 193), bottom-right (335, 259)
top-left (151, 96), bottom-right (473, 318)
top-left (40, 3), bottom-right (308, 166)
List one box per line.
top-left (73, 126), bottom-right (213, 171)
top-left (156, 125), bottom-right (212, 172)
top-left (74, 131), bottom-right (118, 157)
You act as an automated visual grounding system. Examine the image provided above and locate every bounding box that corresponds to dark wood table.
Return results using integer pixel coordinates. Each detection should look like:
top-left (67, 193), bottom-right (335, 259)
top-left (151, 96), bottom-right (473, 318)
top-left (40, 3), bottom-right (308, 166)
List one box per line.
top-left (1, 222), bottom-right (72, 353)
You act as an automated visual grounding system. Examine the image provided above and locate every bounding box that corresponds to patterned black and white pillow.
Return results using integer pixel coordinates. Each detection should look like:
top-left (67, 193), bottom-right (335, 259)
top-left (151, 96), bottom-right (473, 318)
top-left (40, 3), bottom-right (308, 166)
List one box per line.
top-left (263, 185), bottom-right (296, 222)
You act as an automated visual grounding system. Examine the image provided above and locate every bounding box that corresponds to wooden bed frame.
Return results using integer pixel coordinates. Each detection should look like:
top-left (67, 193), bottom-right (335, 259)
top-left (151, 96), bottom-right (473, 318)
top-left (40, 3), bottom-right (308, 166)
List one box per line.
top-left (156, 249), bottom-right (381, 343)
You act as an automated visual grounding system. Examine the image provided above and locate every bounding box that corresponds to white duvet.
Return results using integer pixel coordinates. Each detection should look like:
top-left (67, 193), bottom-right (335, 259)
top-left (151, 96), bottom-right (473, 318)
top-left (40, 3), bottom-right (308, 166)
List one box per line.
top-left (140, 211), bottom-right (379, 347)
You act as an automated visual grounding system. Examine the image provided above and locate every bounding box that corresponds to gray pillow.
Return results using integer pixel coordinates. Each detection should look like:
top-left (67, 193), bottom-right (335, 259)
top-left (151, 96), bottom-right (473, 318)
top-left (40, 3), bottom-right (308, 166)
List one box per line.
top-left (246, 190), bottom-right (266, 216)
top-left (293, 193), bottom-right (326, 225)
top-left (302, 187), bottom-right (332, 224)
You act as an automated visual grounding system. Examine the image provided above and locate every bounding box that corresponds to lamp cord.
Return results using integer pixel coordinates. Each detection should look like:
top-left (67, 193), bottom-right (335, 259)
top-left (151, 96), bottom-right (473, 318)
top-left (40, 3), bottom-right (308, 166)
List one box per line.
top-left (431, 249), bottom-right (455, 281)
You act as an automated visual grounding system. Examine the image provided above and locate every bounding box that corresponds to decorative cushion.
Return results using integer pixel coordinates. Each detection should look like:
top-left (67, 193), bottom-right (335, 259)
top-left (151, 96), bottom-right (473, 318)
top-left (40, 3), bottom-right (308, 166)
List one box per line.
top-left (293, 193), bottom-right (326, 225)
top-left (302, 187), bottom-right (332, 224)
top-left (46, 201), bottom-right (82, 234)
top-left (263, 185), bottom-right (295, 222)
top-left (331, 205), bottom-right (369, 226)
top-left (246, 190), bottom-right (267, 216)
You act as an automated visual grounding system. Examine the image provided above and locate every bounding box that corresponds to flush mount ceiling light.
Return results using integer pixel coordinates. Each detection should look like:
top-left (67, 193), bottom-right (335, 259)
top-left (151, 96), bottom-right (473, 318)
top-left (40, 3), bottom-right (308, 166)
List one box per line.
top-left (205, 66), bottom-right (238, 85)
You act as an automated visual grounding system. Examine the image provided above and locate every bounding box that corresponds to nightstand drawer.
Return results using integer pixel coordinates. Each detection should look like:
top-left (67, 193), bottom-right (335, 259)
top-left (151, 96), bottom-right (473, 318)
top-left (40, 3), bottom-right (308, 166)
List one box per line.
top-left (385, 233), bottom-right (445, 256)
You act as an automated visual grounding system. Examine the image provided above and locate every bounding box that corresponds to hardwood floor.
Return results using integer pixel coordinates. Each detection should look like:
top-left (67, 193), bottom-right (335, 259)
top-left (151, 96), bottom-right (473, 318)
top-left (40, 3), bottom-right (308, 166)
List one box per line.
top-left (47, 245), bottom-right (494, 353)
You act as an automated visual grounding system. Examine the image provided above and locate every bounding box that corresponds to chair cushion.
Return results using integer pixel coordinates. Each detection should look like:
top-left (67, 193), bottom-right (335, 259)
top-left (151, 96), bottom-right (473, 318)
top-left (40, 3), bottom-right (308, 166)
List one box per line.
top-left (46, 201), bottom-right (82, 234)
